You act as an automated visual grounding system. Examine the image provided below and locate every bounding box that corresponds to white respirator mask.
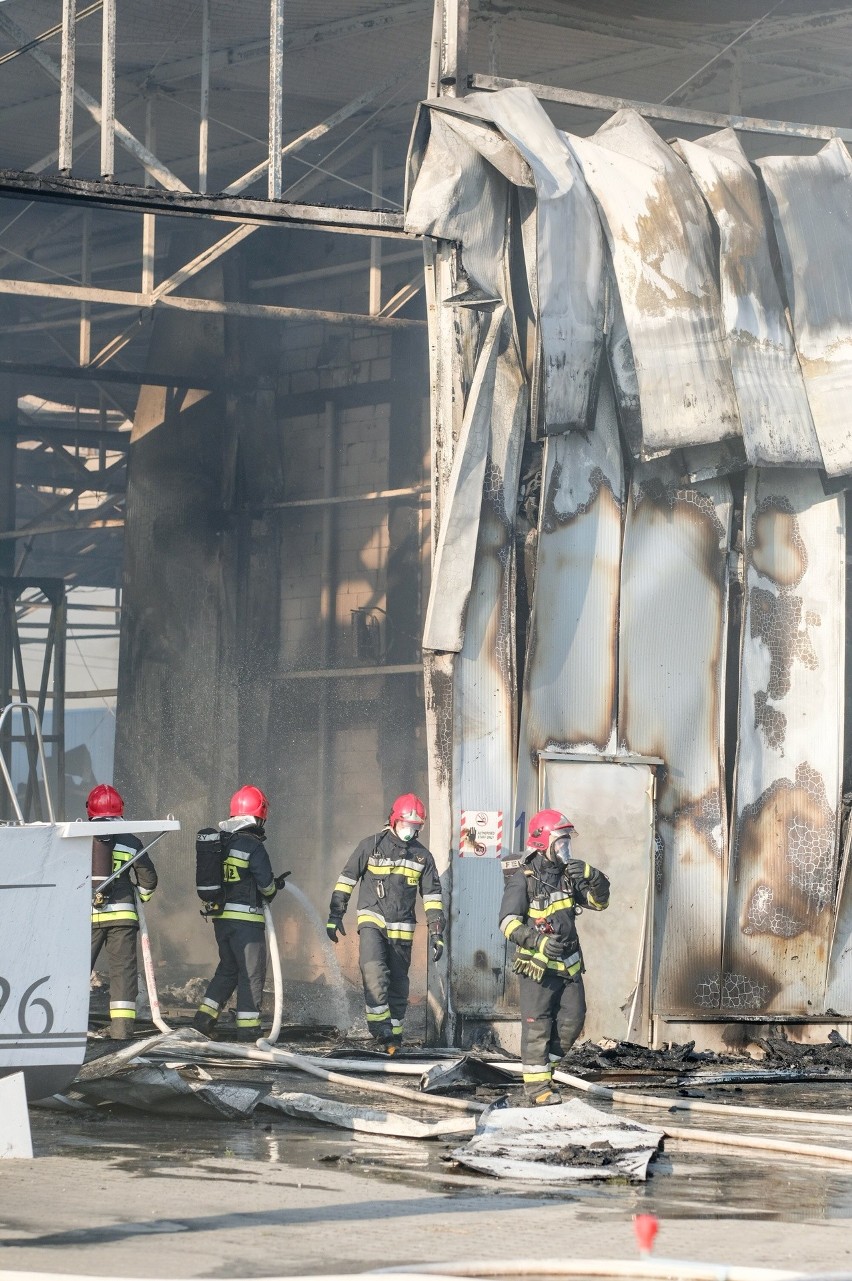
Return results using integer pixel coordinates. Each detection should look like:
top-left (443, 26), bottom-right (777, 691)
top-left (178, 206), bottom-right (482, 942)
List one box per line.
top-left (396, 821), bottom-right (419, 843)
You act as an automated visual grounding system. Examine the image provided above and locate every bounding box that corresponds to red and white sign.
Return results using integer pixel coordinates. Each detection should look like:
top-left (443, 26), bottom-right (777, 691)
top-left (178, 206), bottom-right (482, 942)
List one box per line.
top-left (459, 810), bottom-right (503, 857)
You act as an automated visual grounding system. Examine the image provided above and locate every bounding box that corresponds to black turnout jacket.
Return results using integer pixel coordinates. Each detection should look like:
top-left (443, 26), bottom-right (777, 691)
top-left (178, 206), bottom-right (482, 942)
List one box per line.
top-left (329, 828), bottom-right (445, 944)
top-left (499, 853), bottom-right (609, 979)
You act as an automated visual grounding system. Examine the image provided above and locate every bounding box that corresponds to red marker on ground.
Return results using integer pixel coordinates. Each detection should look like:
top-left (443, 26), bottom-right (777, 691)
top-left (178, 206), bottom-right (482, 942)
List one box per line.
top-left (633, 1213), bottom-right (659, 1257)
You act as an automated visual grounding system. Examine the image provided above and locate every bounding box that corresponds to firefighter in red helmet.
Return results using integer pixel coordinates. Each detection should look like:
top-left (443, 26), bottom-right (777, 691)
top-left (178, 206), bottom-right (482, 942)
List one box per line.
top-left (193, 786), bottom-right (289, 1041)
top-left (88, 784), bottom-right (158, 1040)
top-left (326, 793), bottom-right (444, 1053)
top-left (499, 809), bottom-right (610, 1105)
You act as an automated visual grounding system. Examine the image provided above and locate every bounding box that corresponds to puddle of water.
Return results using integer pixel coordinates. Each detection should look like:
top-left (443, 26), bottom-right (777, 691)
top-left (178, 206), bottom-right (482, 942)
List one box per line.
top-left (29, 1077), bottom-right (852, 1221)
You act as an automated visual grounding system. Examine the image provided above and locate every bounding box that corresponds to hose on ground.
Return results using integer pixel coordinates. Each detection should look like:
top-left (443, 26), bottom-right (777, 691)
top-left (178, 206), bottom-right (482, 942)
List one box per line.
top-left (377, 1262), bottom-right (816, 1281)
top-left (134, 891), bottom-right (171, 1034)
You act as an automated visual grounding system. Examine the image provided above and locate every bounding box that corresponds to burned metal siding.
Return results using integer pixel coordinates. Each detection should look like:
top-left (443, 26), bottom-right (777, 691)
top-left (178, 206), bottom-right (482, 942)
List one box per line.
top-left (723, 469), bottom-right (845, 1014)
top-left (676, 130), bottom-right (822, 470)
top-left (516, 370), bottom-right (624, 828)
top-left (569, 110), bottom-right (740, 456)
top-left (618, 462), bottom-right (731, 1014)
top-left (758, 140), bottom-right (852, 477)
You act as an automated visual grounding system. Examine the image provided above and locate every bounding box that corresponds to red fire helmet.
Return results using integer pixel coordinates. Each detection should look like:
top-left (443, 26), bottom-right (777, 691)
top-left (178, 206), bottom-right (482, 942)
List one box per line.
top-left (527, 808), bottom-right (576, 852)
top-left (388, 793), bottom-right (426, 828)
top-left (86, 783), bottom-right (124, 819)
top-left (230, 785), bottom-right (269, 821)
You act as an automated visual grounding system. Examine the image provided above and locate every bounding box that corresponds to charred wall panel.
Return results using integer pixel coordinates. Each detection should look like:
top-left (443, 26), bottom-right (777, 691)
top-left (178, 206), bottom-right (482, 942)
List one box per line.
top-left (618, 463), bottom-right (732, 1014)
top-left (569, 110), bottom-right (740, 455)
top-left (723, 469), bottom-right (845, 1014)
top-left (516, 371), bottom-right (624, 826)
top-left (758, 140), bottom-right (852, 477)
top-left (676, 130), bottom-right (821, 469)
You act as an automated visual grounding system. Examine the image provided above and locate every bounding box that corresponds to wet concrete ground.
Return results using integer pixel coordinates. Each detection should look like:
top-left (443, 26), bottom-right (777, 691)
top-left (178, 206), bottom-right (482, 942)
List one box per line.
top-left (4, 1075), bottom-right (852, 1277)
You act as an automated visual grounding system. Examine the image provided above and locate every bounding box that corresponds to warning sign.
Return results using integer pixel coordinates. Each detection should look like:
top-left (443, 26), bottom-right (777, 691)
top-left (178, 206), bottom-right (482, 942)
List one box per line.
top-left (459, 810), bottom-right (503, 858)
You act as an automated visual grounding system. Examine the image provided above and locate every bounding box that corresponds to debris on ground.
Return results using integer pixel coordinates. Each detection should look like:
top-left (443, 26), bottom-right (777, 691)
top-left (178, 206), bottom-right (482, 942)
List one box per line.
top-left (264, 1090), bottom-right (475, 1139)
top-left (448, 1098), bottom-right (663, 1182)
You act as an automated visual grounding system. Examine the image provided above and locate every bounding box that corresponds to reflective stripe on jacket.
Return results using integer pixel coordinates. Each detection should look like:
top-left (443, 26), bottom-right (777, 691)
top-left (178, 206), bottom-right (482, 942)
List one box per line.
top-left (329, 829), bottom-right (444, 941)
top-left (499, 853), bottom-right (609, 977)
top-left (218, 831), bottom-right (275, 922)
top-left (91, 832), bottom-right (157, 927)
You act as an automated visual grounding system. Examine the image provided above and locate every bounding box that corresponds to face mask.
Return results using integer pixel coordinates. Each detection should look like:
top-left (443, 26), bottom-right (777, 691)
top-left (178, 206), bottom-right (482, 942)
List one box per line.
top-left (396, 822), bottom-right (418, 843)
top-left (549, 834), bottom-right (572, 865)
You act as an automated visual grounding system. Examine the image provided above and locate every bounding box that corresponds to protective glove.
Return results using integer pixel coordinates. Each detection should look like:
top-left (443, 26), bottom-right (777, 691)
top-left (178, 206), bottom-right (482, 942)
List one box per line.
top-left (540, 934), bottom-right (564, 959)
top-left (510, 922), bottom-right (542, 952)
top-left (431, 933), bottom-right (444, 963)
top-left (274, 871), bottom-right (291, 890)
top-left (326, 914), bottom-right (346, 944)
top-left (564, 858), bottom-right (589, 883)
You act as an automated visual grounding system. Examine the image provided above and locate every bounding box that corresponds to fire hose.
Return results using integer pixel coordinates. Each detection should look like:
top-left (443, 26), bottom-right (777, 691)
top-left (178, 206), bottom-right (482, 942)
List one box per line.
top-left (134, 889), bottom-right (171, 1034)
top-left (256, 900), bottom-right (284, 1050)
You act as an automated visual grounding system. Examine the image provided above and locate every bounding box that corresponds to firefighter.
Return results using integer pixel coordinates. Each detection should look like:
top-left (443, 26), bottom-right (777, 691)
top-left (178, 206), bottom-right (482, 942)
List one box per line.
top-left (500, 809), bottom-right (610, 1105)
top-left (89, 783), bottom-right (157, 1040)
top-left (326, 794), bottom-right (444, 1054)
top-left (192, 786), bottom-right (288, 1041)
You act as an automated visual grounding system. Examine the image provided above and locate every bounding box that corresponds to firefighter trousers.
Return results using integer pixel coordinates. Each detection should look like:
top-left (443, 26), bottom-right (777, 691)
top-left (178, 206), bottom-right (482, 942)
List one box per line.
top-left (359, 926), bottom-right (410, 1043)
top-left (519, 971), bottom-right (586, 1098)
top-left (91, 923), bottom-right (139, 1033)
top-left (199, 919), bottom-right (267, 1032)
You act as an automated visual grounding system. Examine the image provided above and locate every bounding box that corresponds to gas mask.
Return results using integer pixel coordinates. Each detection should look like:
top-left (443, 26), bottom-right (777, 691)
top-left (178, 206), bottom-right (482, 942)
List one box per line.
top-left (548, 834), bottom-right (572, 865)
top-left (395, 822), bottom-right (419, 843)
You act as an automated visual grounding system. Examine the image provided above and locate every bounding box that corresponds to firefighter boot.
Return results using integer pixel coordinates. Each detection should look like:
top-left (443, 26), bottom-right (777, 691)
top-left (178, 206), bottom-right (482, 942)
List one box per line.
top-left (109, 1018), bottom-right (135, 1041)
top-left (191, 1010), bottom-right (217, 1036)
top-left (530, 1086), bottom-right (561, 1106)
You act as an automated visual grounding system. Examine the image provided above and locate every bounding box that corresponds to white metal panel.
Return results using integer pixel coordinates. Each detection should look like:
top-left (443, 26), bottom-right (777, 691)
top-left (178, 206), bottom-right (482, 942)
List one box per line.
top-left (516, 371), bottom-right (624, 830)
top-left (541, 758), bottom-right (654, 1045)
top-left (450, 311), bottom-right (528, 1016)
top-left (618, 461), bottom-right (732, 1015)
top-left (568, 110), bottom-right (740, 454)
top-left (676, 130), bottom-right (822, 469)
top-left (724, 469), bottom-right (845, 1014)
top-left (758, 140), bottom-right (852, 477)
top-left (0, 823), bottom-right (91, 1098)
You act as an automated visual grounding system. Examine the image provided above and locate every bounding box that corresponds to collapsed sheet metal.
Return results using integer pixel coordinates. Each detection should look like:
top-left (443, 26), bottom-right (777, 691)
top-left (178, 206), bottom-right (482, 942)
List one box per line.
top-left (569, 110), bottom-right (740, 455)
top-left (450, 1098), bottom-right (662, 1181)
top-left (515, 370), bottom-right (624, 824)
top-left (451, 309), bottom-right (528, 1016)
top-left (676, 130), bottom-right (821, 469)
top-left (758, 140), bottom-right (852, 477)
top-left (73, 1065), bottom-right (265, 1119)
top-left (724, 469), bottom-right (845, 1014)
top-left (618, 461), bottom-right (732, 1014)
top-left (263, 1090), bottom-right (475, 1139)
top-left (431, 86), bottom-right (605, 435)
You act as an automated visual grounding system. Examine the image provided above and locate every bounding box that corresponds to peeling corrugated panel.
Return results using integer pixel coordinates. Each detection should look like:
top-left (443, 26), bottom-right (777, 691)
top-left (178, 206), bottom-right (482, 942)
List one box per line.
top-left (723, 469), bottom-right (845, 1014)
top-left (618, 461), bottom-right (732, 1014)
top-left (451, 310), bottom-right (528, 1016)
top-left (676, 130), bottom-right (822, 469)
top-left (826, 820), bottom-right (852, 1012)
top-left (758, 140), bottom-right (852, 477)
top-left (569, 110), bottom-right (740, 455)
top-left (453, 86), bottom-right (606, 435)
top-left (516, 370), bottom-right (624, 827)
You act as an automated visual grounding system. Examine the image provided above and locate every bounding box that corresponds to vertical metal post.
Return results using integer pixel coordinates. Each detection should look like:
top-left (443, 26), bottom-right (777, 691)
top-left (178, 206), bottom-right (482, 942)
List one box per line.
top-left (199, 0), bottom-right (211, 194)
top-left (100, 0), bottom-right (116, 180)
top-left (440, 0), bottom-right (468, 98)
top-left (142, 98), bottom-right (156, 294)
top-left (53, 591), bottom-right (67, 819)
top-left (268, 0), bottom-right (285, 200)
top-left (58, 0), bottom-right (77, 174)
top-left (427, 0), bottom-right (443, 98)
top-left (0, 363), bottom-right (16, 803)
top-left (317, 400), bottom-right (337, 851)
top-left (79, 210), bottom-right (91, 365)
top-left (369, 144), bottom-right (383, 316)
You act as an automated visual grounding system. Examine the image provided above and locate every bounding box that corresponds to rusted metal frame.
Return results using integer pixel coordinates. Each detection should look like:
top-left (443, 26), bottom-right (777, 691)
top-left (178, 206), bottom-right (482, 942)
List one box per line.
top-left (0, 169), bottom-right (410, 236)
top-left (198, 0), bottom-right (211, 195)
top-left (99, 0), bottom-right (116, 181)
top-left (268, 0), bottom-right (285, 200)
top-left (468, 73), bottom-right (852, 142)
top-left (0, 359), bottom-right (240, 393)
top-left (0, 277), bottom-right (424, 330)
top-left (251, 249), bottom-right (422, 291)
top-left (58, 0), bottom-right (77, 174)
top-left (146, 3), bottom-right (427, 87)
top-left (369, 145), bottom-right (384, 316)
top-left (0, 1), bottom-right (101, 69)
top-left (0, 11), bottom-right (190, 192)
top-left (0, 513), bottom-right (124, 543)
